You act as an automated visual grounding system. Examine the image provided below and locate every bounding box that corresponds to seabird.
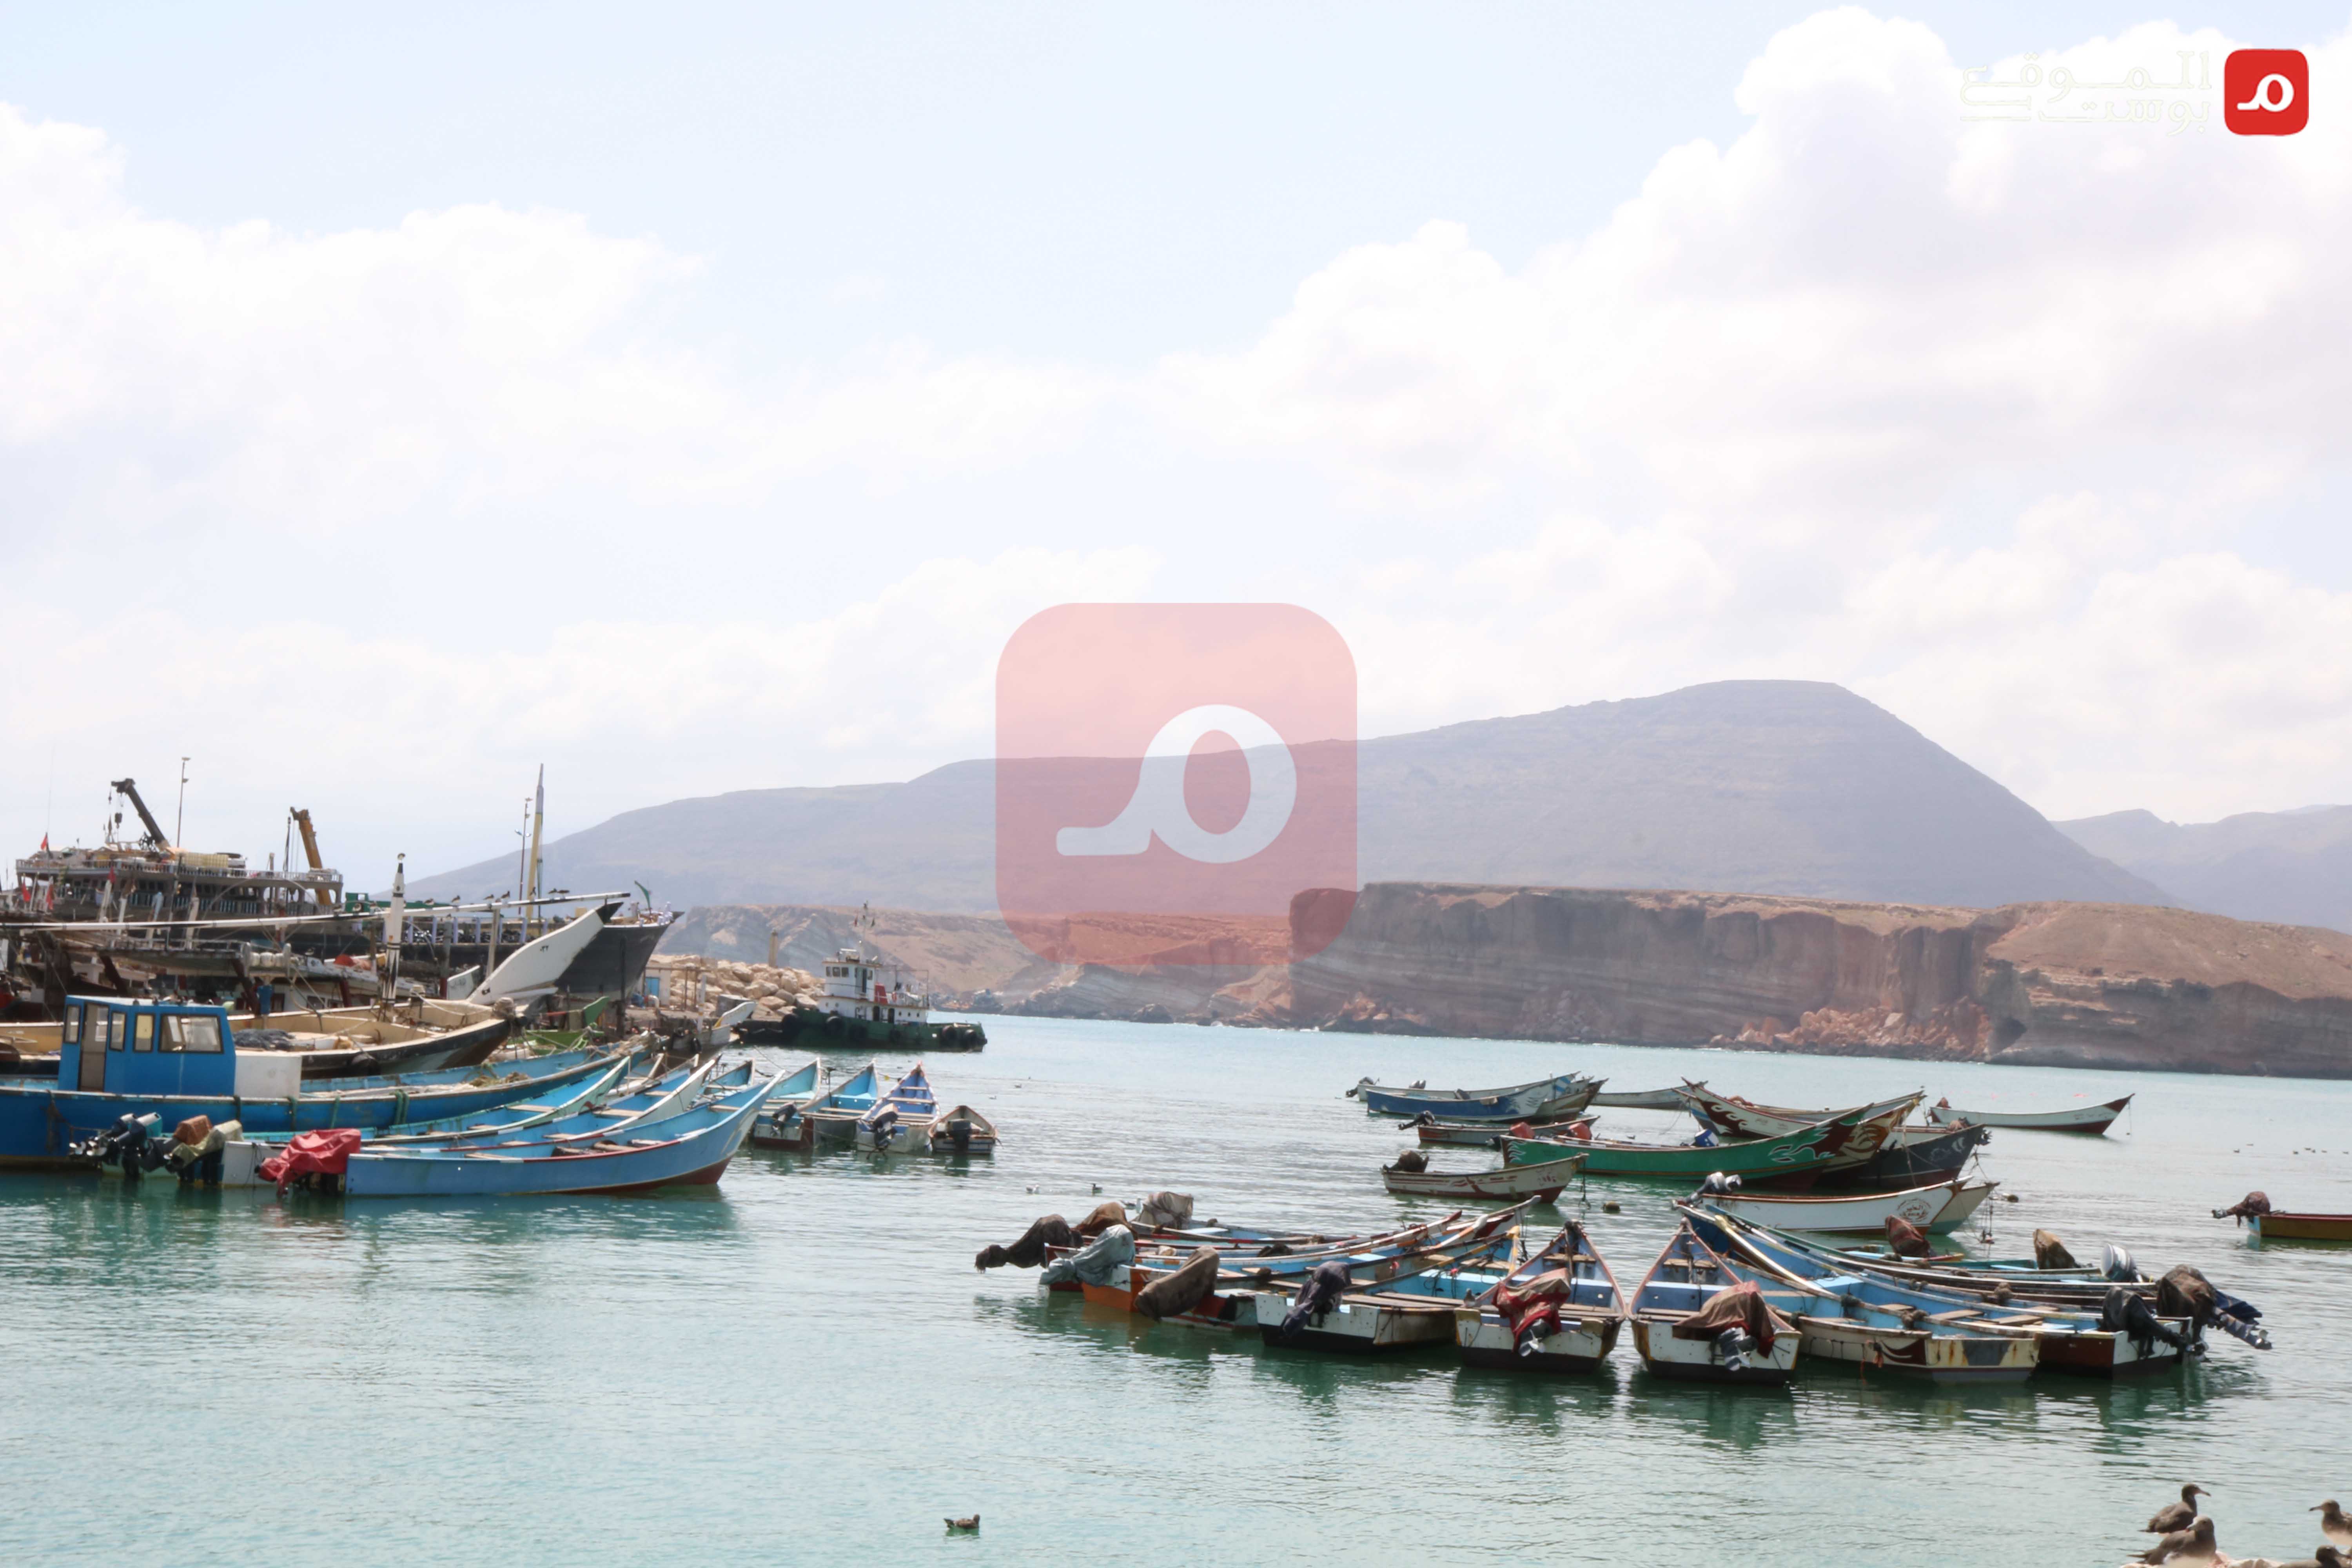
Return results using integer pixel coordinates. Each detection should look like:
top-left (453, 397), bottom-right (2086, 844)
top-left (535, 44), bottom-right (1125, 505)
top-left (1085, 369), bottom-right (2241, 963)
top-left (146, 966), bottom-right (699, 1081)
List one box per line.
top-left (2315, 1502), bottom-right (2352, 1550)
top-left (944, 1515), bottom-right (980, 1533)
top-left (2147, 1485), bottom-right (2210, 1535)
top-left (2137, 1516), bottom-right (2218, 1565)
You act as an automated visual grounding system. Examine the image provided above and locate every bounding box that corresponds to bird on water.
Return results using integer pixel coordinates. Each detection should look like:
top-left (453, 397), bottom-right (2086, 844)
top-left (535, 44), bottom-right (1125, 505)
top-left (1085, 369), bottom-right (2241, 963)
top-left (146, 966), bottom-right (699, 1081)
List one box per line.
top-left (2147, 1485), bottom-right (2211, 1535)
top-left (2316, 1503), bottom-right (2352, 1551)
top-left (2136, 1516), bottom-right (2219, 1565)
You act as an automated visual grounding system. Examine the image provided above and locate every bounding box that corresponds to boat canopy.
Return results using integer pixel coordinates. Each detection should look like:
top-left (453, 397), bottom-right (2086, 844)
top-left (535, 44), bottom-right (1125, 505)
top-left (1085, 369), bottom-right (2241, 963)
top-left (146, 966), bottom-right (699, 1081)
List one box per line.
top-left (55, 995), bottom-right (297, 1100)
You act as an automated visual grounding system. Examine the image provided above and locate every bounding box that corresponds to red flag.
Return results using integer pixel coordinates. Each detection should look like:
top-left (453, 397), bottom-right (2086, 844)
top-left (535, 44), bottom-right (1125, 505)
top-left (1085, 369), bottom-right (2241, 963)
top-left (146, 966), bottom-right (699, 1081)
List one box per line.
top-left (38, 834), bottom-right (49, 851)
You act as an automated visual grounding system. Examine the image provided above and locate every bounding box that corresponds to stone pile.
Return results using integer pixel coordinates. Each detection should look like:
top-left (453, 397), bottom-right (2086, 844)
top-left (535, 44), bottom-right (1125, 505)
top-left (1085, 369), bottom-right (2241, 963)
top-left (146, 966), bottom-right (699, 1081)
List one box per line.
top-left (646, 955), bottom-right (820, 1020)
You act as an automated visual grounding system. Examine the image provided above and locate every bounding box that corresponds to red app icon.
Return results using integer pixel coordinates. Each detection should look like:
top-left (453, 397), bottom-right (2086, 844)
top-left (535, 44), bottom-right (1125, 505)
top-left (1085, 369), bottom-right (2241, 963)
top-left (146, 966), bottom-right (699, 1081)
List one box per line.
top-left (996, 603), bottom-right (1356, 966)
top-left (2225, 49), bottom-right (2308, 136)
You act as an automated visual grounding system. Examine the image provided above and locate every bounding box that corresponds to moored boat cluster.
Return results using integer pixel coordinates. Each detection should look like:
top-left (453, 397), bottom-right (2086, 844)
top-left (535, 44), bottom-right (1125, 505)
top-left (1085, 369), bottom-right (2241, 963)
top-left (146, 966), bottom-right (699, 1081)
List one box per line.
top-left (980, 1067), bottom-right (2287, 1390)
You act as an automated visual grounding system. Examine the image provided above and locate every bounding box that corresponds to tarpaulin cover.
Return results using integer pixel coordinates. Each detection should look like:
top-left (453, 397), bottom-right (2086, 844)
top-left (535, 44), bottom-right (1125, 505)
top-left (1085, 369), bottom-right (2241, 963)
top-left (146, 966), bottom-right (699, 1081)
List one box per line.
top-left (1671, 1280), bottom-right (1793, 1353)
top-left (1133, 1191), bottom-right (1193, 1229)
top-left (975, 1214), bottom-right (1075, 1271)
top-left (1074, 1200), bottom-right (1128, 1237)
top-left (1136, 1246), bottom-right (1221, 1319)
top-left (1491, 1269), bottom-right (1571, 1348)
top-left (2032, 1229), bottom-right (2079, 1270)
top-left (1040, 1226), bottom-right (1134, 1287)
top-left (1279, 1260), bottom-right (1352, 1338)
top-left (258, 1128), bottom-right (363, 1192)
top-left (1883, 1215), bottom-right (1930, 1257)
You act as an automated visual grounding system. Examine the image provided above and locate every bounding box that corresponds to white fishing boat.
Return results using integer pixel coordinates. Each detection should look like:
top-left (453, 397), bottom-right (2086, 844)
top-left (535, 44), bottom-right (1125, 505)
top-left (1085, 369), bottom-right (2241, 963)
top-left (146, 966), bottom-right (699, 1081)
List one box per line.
top-left (1380, 1152), bottom-right (1586, 1202)
top-left (1628, 1225), bottom-right (1804, 1385)
top-left (1452, 1223), bottom-right (1625, 1374)
top-left (1706, 1179), bottom-right (1998, 1237)
top-left (926, 1104), bottom-right (996, 1155)
top-left (1924, 1094), bottom-right (2131, 1134)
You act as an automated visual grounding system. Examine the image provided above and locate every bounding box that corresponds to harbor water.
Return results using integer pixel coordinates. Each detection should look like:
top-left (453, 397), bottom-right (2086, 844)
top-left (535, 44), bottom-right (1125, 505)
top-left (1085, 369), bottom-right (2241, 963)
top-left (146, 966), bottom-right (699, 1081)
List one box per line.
top-left (5, 1018), bottom-right (2348, 1566)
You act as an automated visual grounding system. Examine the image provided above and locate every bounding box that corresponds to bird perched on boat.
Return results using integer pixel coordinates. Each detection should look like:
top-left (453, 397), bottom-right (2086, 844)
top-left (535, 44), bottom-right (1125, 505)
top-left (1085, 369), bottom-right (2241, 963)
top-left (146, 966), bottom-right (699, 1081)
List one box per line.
top-left (2147, 1486), bottom-right (2210, 1535)
top-left (2316, 1503), bottom-right (2352, 1550)
top-left (2136, 1516), bottom-right (2218, 1564)
top-left (2241, 1549), bottom-right (2351, 1568)
top-left (944, 1515), bottom-right (979, 1533)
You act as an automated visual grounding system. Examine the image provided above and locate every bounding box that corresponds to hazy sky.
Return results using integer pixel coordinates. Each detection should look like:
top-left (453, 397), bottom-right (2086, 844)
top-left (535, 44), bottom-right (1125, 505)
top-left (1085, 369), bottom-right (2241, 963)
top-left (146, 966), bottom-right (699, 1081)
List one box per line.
top-left (5, 2), bottom-right (2349, 886)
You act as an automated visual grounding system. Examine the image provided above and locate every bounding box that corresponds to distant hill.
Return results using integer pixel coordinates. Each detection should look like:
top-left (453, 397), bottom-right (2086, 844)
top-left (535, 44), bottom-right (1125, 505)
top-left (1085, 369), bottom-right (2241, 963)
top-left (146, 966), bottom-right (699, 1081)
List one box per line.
top-left (2057, 806), bottom-right (2352, 933)
top-left (411, 680), bottom-right (2169, 911)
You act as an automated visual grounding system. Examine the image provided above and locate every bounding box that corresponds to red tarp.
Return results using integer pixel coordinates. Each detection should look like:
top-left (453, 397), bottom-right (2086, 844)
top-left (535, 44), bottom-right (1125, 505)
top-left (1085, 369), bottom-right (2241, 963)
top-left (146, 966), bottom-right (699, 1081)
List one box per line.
top-left (258, 1128), bottom-right (363, 1192)
top-left (1491, 1269), bottom-right (1573, 1346)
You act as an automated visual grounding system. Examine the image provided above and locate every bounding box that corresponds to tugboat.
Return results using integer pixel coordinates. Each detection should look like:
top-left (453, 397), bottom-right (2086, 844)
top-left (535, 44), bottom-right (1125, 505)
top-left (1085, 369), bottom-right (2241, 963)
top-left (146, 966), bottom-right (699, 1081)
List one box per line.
top-left (739, 947), bottom-right (985, 1051)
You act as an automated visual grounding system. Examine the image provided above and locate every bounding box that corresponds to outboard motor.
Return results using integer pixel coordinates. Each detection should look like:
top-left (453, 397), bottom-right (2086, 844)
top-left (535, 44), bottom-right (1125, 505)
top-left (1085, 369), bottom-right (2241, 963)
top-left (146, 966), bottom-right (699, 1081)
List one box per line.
top-left (1712, 1327), bottom-right (1755, 1374)
top-left (74, 1113), bottom-right (160, 1178)
top-left (866, 1109), bottom-right (898, 1151)
top-left (2102, 1244), bottom-right (2140, 1283)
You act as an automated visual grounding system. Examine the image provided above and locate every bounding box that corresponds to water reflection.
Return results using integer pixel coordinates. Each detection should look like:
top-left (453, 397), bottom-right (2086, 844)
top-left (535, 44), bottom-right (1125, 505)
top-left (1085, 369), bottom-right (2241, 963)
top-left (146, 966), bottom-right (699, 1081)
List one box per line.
top-left (1619, 1377), bottom-right (1799, 1452)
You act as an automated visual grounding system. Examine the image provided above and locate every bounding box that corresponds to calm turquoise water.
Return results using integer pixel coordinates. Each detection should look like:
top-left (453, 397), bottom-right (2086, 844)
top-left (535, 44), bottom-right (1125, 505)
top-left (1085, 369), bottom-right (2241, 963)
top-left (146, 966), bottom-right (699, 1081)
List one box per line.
top-left (4, 1020), bottom-right (2348, 1566)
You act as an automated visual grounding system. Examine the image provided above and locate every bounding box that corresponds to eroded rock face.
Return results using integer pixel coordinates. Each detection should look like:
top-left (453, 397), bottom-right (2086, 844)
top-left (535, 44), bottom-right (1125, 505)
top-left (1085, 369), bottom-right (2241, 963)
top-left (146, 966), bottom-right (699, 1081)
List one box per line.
top-left (1287, 884), bottom-right (2352, 1078)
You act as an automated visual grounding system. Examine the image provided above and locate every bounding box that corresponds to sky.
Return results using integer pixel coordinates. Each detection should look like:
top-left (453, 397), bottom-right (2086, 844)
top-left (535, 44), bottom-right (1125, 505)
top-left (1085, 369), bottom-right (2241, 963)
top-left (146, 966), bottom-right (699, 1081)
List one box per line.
top-left (4, 2), bottom-right (2351, 886)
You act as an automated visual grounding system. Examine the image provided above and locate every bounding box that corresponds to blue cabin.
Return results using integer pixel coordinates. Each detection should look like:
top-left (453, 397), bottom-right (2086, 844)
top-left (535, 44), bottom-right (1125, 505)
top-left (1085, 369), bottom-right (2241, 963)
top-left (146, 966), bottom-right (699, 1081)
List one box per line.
top-left (53, 996), bottom-right (299, 1100)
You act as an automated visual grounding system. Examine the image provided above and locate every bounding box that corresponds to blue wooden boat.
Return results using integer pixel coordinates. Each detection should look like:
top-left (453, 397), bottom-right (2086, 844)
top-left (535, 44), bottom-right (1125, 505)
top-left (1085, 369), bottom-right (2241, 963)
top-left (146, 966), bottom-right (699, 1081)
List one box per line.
top-left (1452, 1223), bottom-right (1626, 1373)
top-left (753, 1061), bottom-right (880, 1150)
top-left (0, 996), bottom-right (621, 1167)
top-left (1685, 1207), bottom-right (2181, 1379)
top-left (1698, 1208), bottom-right (2249, 1367)
top-left (1628, 1224), bottom-right (1803, 1384)
top-left (1348, 1072), bottom-right (1598, 1121)
top-left (857, 1063), bottom-right (938, 1151)
top-left (335, 1068), bottom-right (789, 1197)
top-left (1249, 1220), bottom-right (1525, 1353)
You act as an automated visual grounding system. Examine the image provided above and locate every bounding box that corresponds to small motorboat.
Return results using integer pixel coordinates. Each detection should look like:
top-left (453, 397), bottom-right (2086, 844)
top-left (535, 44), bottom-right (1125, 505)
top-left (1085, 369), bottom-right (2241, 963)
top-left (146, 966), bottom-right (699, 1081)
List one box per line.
top-left (1414, 1112), bottom-right (1598, 1148)
top-left (1381, 1152), bottom-right (1586, 1203)
top-left (1706, 1179), bottom-right (1999, 1236)
top-left (1348, 1073), bottom-right (1598, 1122)
top-left (1629, 1224), bottom-right (1802, 1385)
top-left (927, 1104), bottom-right (997, 1155)
top-left (1678, 1087), bottom-right (1924, 1142)
top-left (856, 1063), bottom-right (939, 1152)
top-left (1586, 1085), bottom-right (1691, 1112)
top-left (1453, 1222), bottom-right (1625, 1374)
top-left (1924, 1094), bottom-right (2132, 1134)
top-left (2250, 1210), bottom-right (2352, 1242)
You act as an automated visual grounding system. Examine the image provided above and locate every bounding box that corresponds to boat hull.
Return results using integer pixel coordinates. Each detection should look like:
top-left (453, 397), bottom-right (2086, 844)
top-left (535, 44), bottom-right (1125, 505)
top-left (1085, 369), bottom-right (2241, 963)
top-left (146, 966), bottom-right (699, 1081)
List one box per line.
top-left (1455, 1312), bottom-right (1620, 1374)
top-left (1630, 1318), bottom-right (1800, 1385)
top-left (0, 1054), bottom-right (616, 1166)
top-left (1925, 1095), bottom-right (2130, 1133)
top-left (1791, 1314), bottom-right (2037, 1383)
top-left (1355, 1074), bottom-right (1593, 1121)
top-left (1710, 1181), bottom-right (1996, 1237)
top-left (1380, 1156), bottom-right (1581, 1202)
top-left (1251, 1294), bottom-right (1458, 1354)
top-left (2251, 1211), bottom-right (2352, 1241)
top-left (1815, 1122), bottom-right (1989, 1191)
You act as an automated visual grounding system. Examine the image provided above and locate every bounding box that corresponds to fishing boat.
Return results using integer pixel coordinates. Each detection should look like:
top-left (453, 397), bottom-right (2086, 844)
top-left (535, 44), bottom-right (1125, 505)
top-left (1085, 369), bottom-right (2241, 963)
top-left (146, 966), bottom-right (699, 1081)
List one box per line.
top-left (1684, 1217), bottom-right (2041, 1384)
top-left (333, 1067), bottom-right (787, 1197)
top-left (2249, 1210), bottom-right (2352, 1242)
top-left (759, 1061), bottom-right (882, 1149)
top-left (1248, 1212), bottom-right (1530, 1354)
top-left (1678, 1087), bottom-right (1923, 1142)
top-left (855, 1063), bottom-right (940, 1151)
top-left (1587, 1086), bottom-right (1691, 1112)
top-left (1924, 1094), bottom-right (2132, 1134)
top-left (1380, 1152), bottom-right (1587, 1203)
top-left (927, 1105), bottom-right (996, 1154)
top-left (3, 996), bottom-right (514, 1080)
top-left (1813, 1119), bottom-right (1990, 1191)
top-left (1080, 1208), bottom-right (1527, 1323)
top-left (1348, 1072), bottom-right (1598, 1122)
top-left (1453, 1223), bottom-right (1625, 1374)
top-left (1501, 1100), bottom-right (1912, 1187)
top-left (1690, 1208), bottom-right (2194, 1377)
top-left (1628, 1224), bottom-right (1803, 1384)
top-left (1414, 1112), bottom-right (1596, 1148)
top-left (2, 996), bottom-right (619, 1166)
top-left (1706, 1179), bottom-right (1999, 1237)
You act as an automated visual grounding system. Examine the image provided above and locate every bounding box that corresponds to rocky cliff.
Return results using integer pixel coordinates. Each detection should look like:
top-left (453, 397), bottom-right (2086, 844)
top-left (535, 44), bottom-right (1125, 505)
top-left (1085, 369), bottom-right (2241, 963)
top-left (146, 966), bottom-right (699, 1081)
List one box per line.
top-left (1286, 885), bottom-right (2352, 1078)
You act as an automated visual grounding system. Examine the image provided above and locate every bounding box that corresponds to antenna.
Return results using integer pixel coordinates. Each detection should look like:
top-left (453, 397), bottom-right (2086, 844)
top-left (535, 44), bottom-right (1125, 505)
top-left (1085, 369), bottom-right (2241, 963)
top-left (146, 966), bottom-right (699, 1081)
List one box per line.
top-left (175, 757), bottom-right (190, 848)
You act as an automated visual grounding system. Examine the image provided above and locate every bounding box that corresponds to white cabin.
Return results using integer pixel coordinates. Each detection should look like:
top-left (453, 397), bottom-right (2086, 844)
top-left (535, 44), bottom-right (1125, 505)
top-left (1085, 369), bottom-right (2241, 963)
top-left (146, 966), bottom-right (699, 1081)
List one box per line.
top-left (813, 949), bottom-right (929, 1027)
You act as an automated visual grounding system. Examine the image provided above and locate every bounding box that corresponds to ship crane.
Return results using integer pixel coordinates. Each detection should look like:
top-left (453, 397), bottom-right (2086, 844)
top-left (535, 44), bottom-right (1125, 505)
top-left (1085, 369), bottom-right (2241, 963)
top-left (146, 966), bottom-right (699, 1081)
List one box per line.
top-left (107, 777), bottom-right (171, 852)
top-left (290, 808), bottom-right (325, 871)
